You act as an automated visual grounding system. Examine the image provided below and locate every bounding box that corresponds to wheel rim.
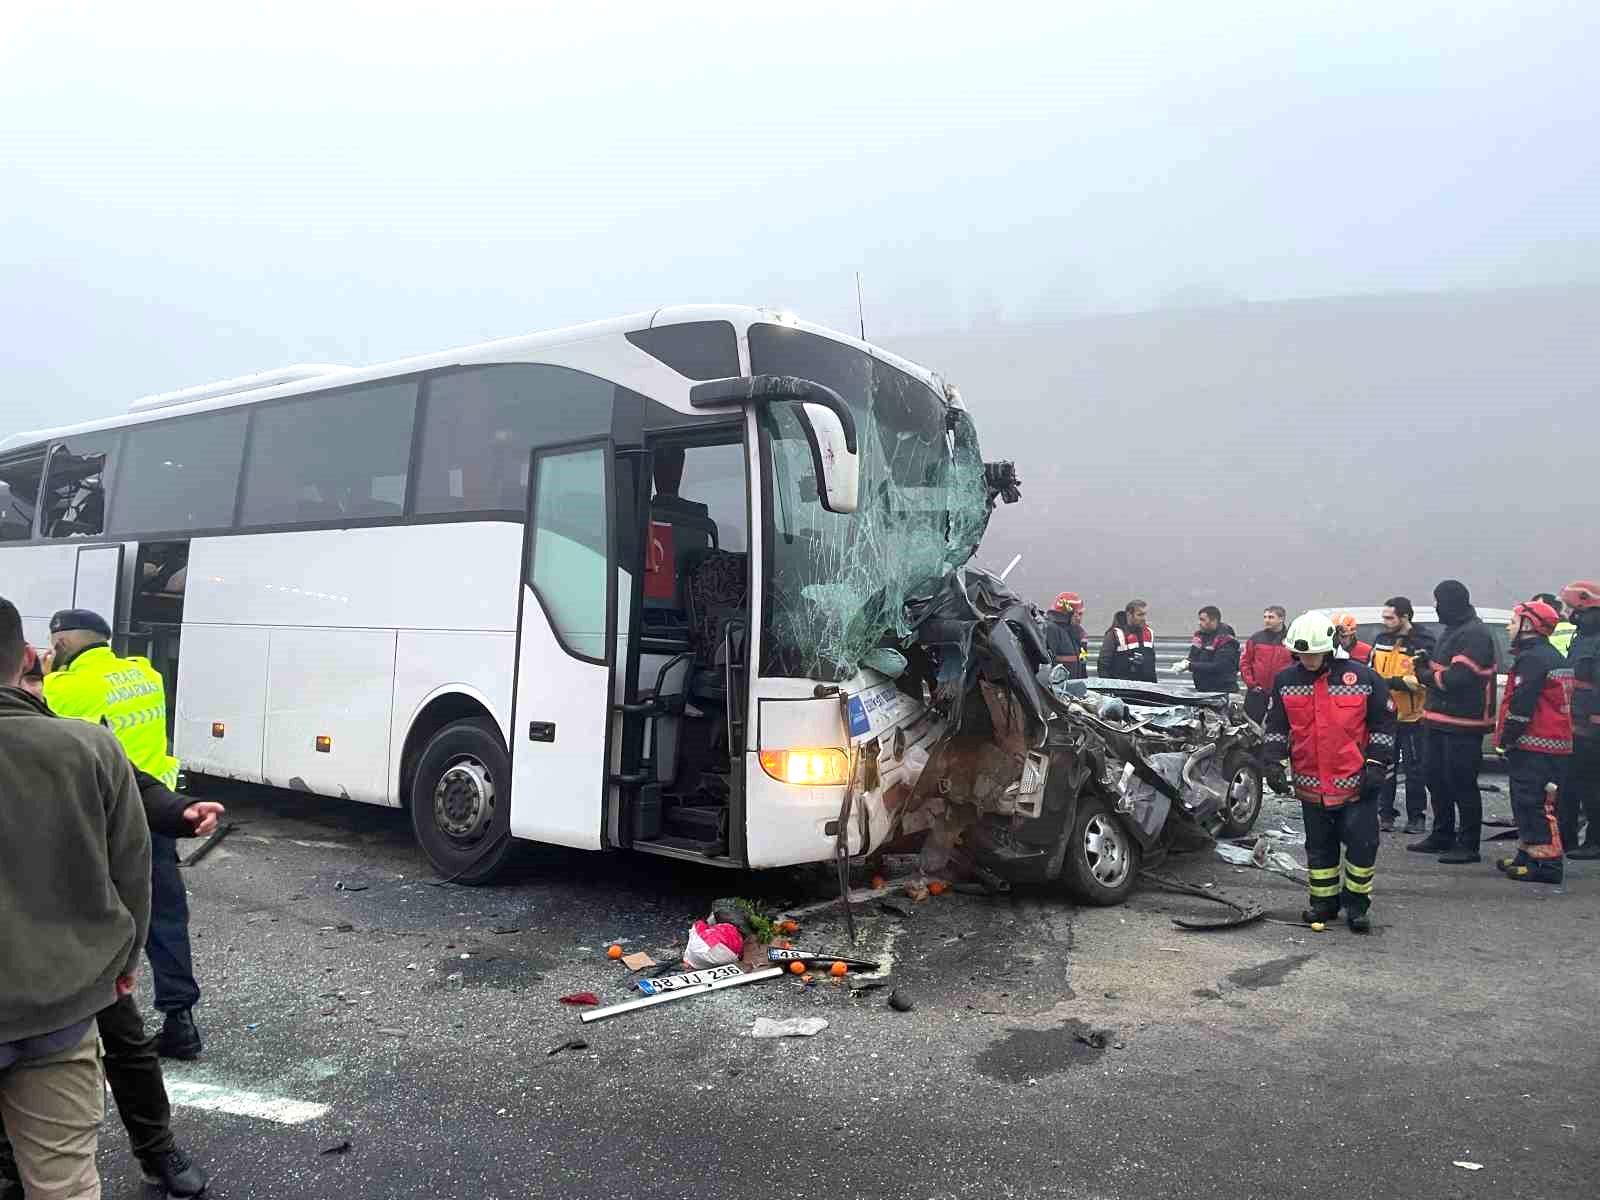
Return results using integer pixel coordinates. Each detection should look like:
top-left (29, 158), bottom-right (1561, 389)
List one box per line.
top-left (1228, 766), bottom-right (1260, 822)
top-left (1083, 813), bottom-right (1131, 888)
top-left (434, 756), bottom-right (495, 845)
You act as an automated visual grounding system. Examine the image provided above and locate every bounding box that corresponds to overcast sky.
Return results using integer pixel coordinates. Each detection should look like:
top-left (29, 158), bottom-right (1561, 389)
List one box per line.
top-left (3, 0), bottom-right (1598, 431)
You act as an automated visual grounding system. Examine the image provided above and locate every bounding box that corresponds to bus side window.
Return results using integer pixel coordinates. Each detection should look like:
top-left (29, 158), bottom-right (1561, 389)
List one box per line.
top-left (527, 445), bottom-right (610, 662)
top-left (42, 434), bottom-right (120, 539)
top-left (0, 450), bottom-right (47, 541)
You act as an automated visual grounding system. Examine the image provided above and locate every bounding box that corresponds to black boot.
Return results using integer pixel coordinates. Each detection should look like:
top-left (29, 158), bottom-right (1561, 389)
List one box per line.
top-left (139, 1147), bottom-right (208, 1198)
top-left (1300, 905), bottom-right (1340, 926)
top-left (1407, 831), bottom-right (1453, 853)
top-left (1404, 815), bottom-right (1428, 835)
top-left (1506, 859), bottom-right (1564, 885)
top-left (1568, 844), bottom-right (1600, 860)
top-left (158, 1009), bottom-right (204, 1060)
top-left (1346, 910), bottom-right (1372, 934)
top-left (1495, 850), bottom-right (1531, 874)
top-left (1438, 845), bottom-right (1481, 864)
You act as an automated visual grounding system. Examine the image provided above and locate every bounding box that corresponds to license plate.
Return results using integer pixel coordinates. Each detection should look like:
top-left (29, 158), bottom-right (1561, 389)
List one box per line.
top-left (636, 964), bottom-right (745, 995)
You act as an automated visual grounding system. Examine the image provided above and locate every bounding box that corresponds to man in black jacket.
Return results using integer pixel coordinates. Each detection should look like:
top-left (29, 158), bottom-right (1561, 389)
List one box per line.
top-left (0, 649), bottom-right (220, 1200)
top-left (1177, 606), bottom-right (1241, 693)
top-left (1407, 580), bottom-right (1499, 863)
top-left (1559, 580), bottom-right (1600, 857)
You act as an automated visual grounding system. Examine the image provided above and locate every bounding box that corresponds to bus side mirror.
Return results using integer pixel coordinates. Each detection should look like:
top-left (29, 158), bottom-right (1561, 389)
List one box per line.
top-left (689, 374), bottom-right (861, 514)
top-left (794, 402), bottom-right (859, 514)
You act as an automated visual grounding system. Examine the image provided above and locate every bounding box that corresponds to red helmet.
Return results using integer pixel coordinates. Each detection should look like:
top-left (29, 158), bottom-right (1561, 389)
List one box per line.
top-left (1054, 591), bottom-right (1083, 614)
top-left (1560, 580), bottom-right (1600, 612)
top-left (1513, 600), bottom-right (1560, 637)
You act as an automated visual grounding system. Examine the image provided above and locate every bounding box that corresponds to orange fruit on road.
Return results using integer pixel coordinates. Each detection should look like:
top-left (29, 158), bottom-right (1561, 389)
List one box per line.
top-left (871, 875), bottom-right (886, 889)
top-left (789, 960), bottom-right (806, 974)
top-left (829, 961), bottom-right (848, 977)
top-left (607, 944), bottom-right (623, 960)
top-left (928, 881), bottom-right (947, 896)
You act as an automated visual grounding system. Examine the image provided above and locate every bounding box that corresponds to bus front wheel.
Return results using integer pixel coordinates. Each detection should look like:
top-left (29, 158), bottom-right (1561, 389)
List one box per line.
top-left (410, 718), bottom-right (518, 885)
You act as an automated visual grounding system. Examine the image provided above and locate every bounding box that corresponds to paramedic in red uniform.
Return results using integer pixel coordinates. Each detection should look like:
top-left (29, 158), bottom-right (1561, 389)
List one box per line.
top-left (1263, 611), bottom-right (1397, 933)
top-left (1493, 600), bottom-right (1574, 884)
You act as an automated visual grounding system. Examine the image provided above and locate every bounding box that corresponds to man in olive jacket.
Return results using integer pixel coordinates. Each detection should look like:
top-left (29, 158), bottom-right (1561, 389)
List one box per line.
top-left (0, 596), bottom-right (150, 1200)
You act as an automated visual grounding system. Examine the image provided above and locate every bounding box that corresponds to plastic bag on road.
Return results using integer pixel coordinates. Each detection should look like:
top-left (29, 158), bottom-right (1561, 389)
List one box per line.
top-left (684, 920), bottom-right (744, 970)
top-left (751, 1017), bottom-right (828, 1038)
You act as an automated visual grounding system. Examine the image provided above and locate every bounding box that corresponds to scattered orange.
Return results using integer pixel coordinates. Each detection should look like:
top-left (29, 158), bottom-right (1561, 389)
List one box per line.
top-left (871, 875), bottom-right (886, 889)
top-left (829, 961), bottom-right (848, 977)
top-left (606, 944), bottom-right (623, 960)
top-left (776, 919), bottom-right (799, 935)
top-left (928, 881), bottom-right (947, 896)
top-left (789, 960), bottom-right (806, 974)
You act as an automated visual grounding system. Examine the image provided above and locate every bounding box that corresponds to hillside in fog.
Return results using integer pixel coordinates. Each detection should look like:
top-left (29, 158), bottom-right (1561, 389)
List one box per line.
top-left (889, 285), bottom-right (1600, 634)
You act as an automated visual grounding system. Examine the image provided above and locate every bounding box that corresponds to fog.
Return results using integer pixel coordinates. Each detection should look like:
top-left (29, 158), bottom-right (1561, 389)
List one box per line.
top-left (890, 285), bottom-right (1600, 631)
top-left (3, 1), bottom-right (1597, 627)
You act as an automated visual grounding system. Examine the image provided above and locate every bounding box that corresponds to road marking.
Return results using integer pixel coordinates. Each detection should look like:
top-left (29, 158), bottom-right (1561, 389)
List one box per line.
top-left (165, 1079), bottom-right (330, 1125)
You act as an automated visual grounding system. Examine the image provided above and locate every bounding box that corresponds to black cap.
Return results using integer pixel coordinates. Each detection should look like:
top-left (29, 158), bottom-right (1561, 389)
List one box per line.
top-left (49, 609), bottom-right (111, 638)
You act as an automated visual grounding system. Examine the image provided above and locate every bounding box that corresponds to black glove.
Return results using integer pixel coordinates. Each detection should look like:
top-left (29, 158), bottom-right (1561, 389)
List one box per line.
top-left (1410, 650), bottom-right (1430, 674)
top-left (1362, 760), bottom-right (1387, 789)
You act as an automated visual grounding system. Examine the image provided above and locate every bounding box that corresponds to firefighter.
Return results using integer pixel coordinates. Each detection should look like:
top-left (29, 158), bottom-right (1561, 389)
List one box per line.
top-left (1560, 581), bottom-right (1600, 857)
top-left (43, 609), bottom-right (203, 1060)
top-left (1494, 600), bottom-right (1575, 883)
top-left (1043, 591), bottom-right (1088, 680)
top-left (1331, 612), bottom-right (1373, 664)
top-left (1263, 611), bottom-right (1397, 933)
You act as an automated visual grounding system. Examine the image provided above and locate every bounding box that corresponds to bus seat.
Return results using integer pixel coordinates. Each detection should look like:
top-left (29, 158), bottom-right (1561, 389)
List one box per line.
top-left (682, 548), bottom-right (746, 672)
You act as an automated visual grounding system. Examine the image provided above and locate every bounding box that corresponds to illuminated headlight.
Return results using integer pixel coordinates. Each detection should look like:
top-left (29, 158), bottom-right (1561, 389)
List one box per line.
top-left (759, 748), bottom-right (852, 786)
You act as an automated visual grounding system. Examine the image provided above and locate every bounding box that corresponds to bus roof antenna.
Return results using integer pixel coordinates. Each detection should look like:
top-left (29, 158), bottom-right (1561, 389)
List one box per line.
top-left (855, 272), bottom-right (866, 342)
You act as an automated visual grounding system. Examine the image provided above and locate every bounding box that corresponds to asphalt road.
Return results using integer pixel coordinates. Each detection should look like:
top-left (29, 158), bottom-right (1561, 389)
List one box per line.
top-left (99, 777), bottom-right (1597, 1200)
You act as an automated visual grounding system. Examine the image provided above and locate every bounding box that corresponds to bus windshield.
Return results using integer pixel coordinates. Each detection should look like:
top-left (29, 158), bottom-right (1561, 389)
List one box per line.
top-left (750, 324), bottom-right (991, 681)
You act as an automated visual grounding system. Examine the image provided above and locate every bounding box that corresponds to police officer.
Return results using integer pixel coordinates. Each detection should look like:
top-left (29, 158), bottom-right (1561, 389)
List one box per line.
top-left (43, 609), bottom-right (203, 1059)
top-left (1263, 611), bottom-right (1397, 933)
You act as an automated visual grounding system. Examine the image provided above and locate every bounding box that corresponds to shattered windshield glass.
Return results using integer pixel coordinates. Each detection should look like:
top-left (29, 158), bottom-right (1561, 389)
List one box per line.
top-left (750, 324), bottom-right (993, 681)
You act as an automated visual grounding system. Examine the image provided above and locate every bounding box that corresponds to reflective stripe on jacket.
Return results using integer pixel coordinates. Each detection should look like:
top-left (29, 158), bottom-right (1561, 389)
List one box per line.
top-left (44, 645), bottom-right (180, 788)
top-left (1419, 612), bottom-right (1498, 733)
top-left (1264, 660), bottom-right (1397, 807)
top-left (1098, 625), bottom-right (1157, 682)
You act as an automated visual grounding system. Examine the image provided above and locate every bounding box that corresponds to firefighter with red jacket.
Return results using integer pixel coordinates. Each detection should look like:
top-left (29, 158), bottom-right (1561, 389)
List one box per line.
top-left (1240, 606), bottom-right (1293, 723)
top-left (1263, 611), bottom-right (1397, 933)
top-left (1493, 600), bottom-right (1575, 884)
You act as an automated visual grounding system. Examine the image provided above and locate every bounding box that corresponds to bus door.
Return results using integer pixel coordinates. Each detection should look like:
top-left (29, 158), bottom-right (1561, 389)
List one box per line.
top-left (72, 543), bottom-right (123, 630)
top-left (508, 439), bottom-right (618, 850)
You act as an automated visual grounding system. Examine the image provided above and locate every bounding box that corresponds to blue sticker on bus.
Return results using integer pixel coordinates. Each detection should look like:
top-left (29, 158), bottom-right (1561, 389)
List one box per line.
top-left (847, 696), bottom-right (870, 738)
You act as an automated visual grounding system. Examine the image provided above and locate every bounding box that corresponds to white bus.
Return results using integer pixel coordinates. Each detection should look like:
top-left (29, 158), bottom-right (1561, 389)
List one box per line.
top-left (0, 307), bottom-right (997, 882)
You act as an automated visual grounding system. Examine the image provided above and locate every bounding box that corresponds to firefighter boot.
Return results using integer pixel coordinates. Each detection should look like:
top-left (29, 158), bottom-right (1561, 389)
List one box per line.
top-left (1345, 909), bottom-right (1372, 934)
top-left (1495, 850), bottom-right (1532, 874)
top-left (1505, 859), bottom-right (1564, 885)
top-left (1300, 904), bottom-right (1340, 926)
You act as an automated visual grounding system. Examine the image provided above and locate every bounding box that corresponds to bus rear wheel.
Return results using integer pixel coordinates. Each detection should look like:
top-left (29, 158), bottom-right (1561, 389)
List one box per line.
top-left (410, 717), bottom-right (518, 885)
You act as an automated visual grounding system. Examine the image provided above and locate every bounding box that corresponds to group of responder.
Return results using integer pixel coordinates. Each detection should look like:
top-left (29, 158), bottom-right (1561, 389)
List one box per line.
top-left (1041, 578), bottom-right (1600, 931)
top-left (1, 603), bottom-right (215, 1200)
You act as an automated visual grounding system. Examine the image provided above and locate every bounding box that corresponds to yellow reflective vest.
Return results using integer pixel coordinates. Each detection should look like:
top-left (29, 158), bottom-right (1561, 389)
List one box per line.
top-left (44, 644), bottom-right (180, 789)
top-left (1552, 622), bottom-right (1576, 657)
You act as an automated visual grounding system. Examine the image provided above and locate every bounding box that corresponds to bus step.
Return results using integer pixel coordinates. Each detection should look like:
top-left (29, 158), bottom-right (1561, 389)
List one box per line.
top-left (663, 804), bottom-right (727, 845)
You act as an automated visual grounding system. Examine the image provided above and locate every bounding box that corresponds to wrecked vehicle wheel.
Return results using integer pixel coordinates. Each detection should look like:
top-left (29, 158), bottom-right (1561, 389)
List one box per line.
top-left (411, 718), bottom-right (518, 884)
top-left (1216, 750), bottom-right (1264, 839)
top-left (1064, 796), bottom-right (1140, 906)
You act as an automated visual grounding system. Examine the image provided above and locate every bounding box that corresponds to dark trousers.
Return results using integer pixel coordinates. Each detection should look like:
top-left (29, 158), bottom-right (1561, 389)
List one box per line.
top-left (1303, 792), bottom-right (1380, 915)
top-left (99, 993), bottom-right (177, 1158)
top-left (1244, 688), bottom-right (1270, 723)
top-left (148, 833), bottom-right (200, 1013)
top-left (1560, 736), bottom-right (1600, 851)
top-left (1379, 723), bottom-right (1429, 821)
top-left (0, 995), bottom-right (175, 1172)
top-left (1425, 727), bottom-right (1483, 849)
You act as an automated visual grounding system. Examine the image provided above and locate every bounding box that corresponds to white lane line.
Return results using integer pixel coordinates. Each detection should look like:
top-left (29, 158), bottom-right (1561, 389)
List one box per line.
top-left (165, 1080), bottom-right (330, 1125)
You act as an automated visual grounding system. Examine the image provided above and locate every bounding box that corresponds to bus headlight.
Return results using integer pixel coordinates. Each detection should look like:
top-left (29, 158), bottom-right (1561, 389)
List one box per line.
top-left (759, 748), bottom-right (852, 787)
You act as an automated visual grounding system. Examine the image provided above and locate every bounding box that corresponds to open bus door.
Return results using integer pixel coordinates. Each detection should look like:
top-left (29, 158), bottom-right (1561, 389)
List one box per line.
top-left (508, 439), bottom-right (618, 849)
